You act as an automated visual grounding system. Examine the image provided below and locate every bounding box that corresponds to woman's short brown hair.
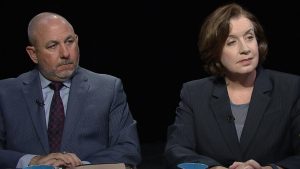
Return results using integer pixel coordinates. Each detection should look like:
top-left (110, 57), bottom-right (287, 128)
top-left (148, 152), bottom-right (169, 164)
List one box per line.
top-left (198, 3), bottom-right (268, 76)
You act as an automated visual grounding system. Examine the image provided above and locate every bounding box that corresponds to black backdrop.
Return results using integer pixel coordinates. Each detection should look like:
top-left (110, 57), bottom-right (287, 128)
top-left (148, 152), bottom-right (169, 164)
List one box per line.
top-left (1, 1), bottom-right (299, 167)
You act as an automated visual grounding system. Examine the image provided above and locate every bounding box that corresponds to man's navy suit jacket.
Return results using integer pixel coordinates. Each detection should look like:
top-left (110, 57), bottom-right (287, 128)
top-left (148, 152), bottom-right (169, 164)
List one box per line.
top-left (0, 67), bottom-right (141, 168)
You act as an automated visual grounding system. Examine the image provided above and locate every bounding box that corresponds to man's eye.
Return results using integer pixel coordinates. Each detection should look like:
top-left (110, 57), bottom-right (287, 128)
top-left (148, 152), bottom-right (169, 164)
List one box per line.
top-left (66, 39), bottom-right (75, 44)
top-left (47, 44), bottom-right (57, 49)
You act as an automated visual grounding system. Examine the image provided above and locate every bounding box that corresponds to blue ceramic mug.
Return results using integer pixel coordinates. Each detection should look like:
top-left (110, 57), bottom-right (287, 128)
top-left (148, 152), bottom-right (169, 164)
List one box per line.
top-left (177, 162), bottom-right (208, 169)
top-left (23, 165), bottom-right (55, 169)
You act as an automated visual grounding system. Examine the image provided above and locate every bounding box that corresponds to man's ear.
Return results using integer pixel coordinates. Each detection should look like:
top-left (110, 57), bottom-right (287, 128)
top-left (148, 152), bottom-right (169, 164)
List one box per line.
top-left (26, 46), bottom-right (38, 64)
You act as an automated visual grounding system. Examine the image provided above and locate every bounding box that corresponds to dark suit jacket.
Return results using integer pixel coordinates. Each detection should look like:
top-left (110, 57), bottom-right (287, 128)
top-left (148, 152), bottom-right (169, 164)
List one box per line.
top-left (0, 67), bottom-right (141, 168)
top-left (165, 68), bottom-right (300, 169)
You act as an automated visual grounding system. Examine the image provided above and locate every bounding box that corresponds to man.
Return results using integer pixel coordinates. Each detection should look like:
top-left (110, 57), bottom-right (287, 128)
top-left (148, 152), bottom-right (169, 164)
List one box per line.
top-left (0, 12), bottom-right (141, 169)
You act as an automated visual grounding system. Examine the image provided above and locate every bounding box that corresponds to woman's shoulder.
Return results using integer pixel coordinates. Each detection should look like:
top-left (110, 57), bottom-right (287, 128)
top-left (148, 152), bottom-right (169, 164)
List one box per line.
top-left (183, 76), bottom-right (222, 89)
top-left (265, 69), bottom-right (300, 81)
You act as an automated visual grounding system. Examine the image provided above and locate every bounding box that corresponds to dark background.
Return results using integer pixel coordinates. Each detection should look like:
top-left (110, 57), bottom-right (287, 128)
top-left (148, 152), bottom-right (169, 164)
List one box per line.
top-left (1, 0), bottom-right (299, 168)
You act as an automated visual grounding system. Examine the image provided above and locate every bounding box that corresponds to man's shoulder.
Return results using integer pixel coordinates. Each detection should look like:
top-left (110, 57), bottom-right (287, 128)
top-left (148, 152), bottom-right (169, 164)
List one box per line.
top-left (78, 67), bottom-right (119, 81)
top-left (0, 69), bottom-right (36, 85)
top-left (76, 67), bottom-right (121, 88)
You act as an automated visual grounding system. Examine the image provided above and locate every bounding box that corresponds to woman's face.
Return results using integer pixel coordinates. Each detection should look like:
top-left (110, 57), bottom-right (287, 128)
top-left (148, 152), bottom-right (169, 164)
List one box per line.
top-left (220, 16), bottom-right (259, 76)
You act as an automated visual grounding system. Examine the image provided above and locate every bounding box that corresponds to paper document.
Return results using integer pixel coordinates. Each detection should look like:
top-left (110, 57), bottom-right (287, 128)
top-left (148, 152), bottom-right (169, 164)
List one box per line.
top-left (75, 163), bottom-right (126, 169)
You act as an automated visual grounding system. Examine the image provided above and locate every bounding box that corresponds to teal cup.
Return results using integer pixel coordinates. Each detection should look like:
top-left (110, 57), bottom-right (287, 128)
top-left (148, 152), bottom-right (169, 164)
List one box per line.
top-left (23, 165), bottom-right (55, 169)
top-left (177, 163), bottom-right (208, 169)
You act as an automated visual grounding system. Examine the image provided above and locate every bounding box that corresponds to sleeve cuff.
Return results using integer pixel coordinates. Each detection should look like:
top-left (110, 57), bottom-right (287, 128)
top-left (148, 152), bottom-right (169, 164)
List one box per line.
top-left (268, 164), bottom-right (279, 169)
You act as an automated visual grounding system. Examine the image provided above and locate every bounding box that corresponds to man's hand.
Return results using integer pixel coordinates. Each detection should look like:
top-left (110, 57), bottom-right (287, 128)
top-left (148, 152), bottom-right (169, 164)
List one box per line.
top-left (29, 152), bottom-right (82, 168)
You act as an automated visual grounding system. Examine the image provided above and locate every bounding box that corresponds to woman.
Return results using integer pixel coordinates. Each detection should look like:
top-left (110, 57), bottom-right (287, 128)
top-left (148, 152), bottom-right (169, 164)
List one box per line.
top-left (165, 3), bottom-right (300, 169)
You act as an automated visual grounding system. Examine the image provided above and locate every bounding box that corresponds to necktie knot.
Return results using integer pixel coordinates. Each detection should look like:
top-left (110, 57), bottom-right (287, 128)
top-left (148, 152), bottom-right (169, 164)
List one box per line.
top-left (49, 82), bottom-right (64, 91)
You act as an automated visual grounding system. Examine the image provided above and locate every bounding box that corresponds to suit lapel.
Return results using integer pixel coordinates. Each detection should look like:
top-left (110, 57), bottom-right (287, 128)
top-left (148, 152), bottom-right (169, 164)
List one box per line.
top-left (211, 79), bottom-right (242, 160)
top-left (21, 70), bottom-right (49, 152)
top-left (239, 69), bottom-right (272, 153)
top-left (61, 68), bottom-right (90, 149)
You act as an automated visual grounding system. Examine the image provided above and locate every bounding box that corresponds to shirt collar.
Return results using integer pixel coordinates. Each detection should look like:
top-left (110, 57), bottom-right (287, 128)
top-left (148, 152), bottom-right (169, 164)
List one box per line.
top-left (39, 72), bottom-right (71, 89)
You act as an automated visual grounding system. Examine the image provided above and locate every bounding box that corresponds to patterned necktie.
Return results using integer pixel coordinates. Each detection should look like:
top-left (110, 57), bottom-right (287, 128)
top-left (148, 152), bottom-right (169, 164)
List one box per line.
top-left (48, 82), bottom-right (65, 152)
